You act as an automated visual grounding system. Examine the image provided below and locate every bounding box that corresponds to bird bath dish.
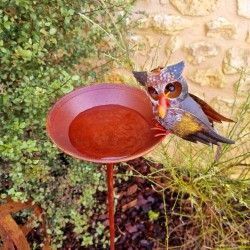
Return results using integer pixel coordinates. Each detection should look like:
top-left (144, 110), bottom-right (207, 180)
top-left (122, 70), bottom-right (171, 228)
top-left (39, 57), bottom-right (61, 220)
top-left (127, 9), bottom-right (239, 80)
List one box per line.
top-left (47, 83), bottom-right (163, 163)
top-left (69, 104), bottom-right (152, 160)
top-left (46, 83), bottom-right (164, 249)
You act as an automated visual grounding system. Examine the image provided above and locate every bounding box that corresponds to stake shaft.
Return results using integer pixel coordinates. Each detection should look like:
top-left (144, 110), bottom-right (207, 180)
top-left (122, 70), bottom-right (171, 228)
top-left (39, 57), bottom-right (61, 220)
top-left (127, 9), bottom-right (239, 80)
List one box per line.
top-left (107, 163), bottom-right (115, 250)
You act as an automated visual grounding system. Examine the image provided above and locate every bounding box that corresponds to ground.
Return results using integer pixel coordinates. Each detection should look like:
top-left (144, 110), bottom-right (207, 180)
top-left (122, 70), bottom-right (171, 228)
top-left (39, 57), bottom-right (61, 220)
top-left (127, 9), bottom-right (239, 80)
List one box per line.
top-left (25, 157), bottom-right (249, 250)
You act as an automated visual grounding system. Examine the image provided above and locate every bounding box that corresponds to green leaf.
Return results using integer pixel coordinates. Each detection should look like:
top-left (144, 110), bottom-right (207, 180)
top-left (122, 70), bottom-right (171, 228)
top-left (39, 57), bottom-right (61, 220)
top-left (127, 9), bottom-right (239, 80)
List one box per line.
top-left (20, 49), bottom-right (32, 59)
top-left (40, 28), bottom-right (48, 35)
top-left (1, 47), bottom-right (7, 53)
top-left (30, 13), bottom-right (37, 20)
top-left (68, 9), bottom-right (75, 15)
top-left (72, 75), bottom-right (80, 81)
top-left (64, 16), bottom-right (71, 25)
top-left (50, 37), bottom-right (57, 44)
top-left (49, 27), bottom-right (57, 35)
top-left (8, 188), bottom-right (15, 195)
top-left (4, 21), bottom-right (11, 30)
top-left (61, 84), bottom-right (74, 94)
top-left (148, 210), bottom-right (160, 221)
top-left (1, 193), bottom-right (7, 199)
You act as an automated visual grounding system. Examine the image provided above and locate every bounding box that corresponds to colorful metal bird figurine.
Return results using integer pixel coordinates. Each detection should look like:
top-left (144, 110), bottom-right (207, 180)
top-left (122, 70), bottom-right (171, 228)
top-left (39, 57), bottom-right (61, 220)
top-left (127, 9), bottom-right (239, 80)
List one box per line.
top-left (133, 61), bottom-right (235, 146)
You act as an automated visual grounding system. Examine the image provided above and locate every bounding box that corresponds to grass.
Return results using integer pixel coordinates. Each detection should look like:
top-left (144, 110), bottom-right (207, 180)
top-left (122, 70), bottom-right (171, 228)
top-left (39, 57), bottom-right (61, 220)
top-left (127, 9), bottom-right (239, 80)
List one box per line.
top-left (125, 69), bottom-right (250, 249)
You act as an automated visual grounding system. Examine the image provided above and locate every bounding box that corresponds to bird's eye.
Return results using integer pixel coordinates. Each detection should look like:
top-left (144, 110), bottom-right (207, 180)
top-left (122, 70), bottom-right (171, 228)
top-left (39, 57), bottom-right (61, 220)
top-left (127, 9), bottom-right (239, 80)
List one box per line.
top-left (167, 84), bottom-right (175, 92)
top-left (148, 86), bottom-right (159, 101)
top-left (164, 82), bottom-right (182, 98)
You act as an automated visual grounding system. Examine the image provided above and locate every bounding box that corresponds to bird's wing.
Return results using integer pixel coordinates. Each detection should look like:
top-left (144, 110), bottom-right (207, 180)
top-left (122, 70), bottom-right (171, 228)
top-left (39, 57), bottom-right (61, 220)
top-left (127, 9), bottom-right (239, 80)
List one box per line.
top-left (164, 108), bottom-right (235, 145)
top-left (189, 93), bottom-right (235, 123)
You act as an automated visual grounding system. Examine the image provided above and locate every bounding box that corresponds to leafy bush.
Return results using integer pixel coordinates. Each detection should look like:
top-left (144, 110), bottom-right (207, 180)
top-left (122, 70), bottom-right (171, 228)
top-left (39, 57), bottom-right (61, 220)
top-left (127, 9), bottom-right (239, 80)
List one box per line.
top-left (0, 0), bottom-right (134, 248)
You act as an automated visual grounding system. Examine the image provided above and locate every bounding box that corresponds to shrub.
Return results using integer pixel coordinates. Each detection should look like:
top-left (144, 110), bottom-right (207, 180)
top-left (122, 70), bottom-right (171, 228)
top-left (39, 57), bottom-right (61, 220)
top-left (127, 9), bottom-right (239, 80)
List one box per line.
top-left (0, 0), bottom-right (134, 248)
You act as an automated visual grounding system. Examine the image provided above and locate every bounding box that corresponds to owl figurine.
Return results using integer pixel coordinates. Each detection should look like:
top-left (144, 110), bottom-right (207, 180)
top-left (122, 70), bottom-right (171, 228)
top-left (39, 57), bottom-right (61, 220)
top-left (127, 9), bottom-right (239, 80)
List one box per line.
top-left (133, 61), bottom-right (235, 146)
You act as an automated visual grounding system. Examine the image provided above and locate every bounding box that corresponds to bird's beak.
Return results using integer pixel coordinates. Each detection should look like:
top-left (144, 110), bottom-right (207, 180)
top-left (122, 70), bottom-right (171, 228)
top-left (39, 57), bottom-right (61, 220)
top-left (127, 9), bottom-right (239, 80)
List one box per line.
top-left (158, 94), bottom-right (167, 119)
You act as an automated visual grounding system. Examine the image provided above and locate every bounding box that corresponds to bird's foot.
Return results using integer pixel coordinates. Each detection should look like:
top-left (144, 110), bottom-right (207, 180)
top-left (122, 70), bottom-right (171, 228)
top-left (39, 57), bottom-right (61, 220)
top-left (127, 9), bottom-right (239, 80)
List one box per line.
top-left (151, 123), bottom-right (169, 137)
top-left (151, 122), bottom-right (165, 131)
top-left (154, 132), bottom-right (170, 137)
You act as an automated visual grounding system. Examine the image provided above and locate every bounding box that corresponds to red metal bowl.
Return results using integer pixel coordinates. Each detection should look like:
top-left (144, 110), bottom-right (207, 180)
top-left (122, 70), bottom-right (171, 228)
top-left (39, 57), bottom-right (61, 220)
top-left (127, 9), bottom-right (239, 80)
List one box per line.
top-left (46, 83), bottom-right (163, 163)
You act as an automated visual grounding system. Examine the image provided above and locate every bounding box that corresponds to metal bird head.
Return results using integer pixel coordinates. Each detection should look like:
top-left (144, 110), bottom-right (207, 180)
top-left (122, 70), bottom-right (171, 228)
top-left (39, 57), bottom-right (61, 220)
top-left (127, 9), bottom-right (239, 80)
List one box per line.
top-left (133, 61), bottom-right (188, 119)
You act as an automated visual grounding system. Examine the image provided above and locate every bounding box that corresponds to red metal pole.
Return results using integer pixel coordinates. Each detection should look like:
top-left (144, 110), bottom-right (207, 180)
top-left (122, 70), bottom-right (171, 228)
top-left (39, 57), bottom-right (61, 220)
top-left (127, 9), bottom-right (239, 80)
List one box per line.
top-left (107, 163), bottom-right (115, 250)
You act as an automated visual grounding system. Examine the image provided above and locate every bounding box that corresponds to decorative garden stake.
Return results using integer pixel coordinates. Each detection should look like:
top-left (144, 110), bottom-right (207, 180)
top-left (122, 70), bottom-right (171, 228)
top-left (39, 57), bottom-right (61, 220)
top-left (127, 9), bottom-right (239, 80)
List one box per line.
top-left (46, 83), bottom-right (164, 250)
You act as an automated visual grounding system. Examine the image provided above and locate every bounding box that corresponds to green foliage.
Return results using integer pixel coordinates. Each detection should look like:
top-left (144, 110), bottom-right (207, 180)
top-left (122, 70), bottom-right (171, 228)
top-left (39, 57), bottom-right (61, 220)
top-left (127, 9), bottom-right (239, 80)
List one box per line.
top-left (148, 209), bottom-right (160, 221)
top-left (0, 0), bottom-right (134, 248)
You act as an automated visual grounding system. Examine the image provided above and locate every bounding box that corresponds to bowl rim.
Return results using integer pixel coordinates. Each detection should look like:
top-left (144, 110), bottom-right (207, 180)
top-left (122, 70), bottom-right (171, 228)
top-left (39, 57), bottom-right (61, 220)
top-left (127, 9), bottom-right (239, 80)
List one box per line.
top-left (46, 83), bottom-right (164, 164)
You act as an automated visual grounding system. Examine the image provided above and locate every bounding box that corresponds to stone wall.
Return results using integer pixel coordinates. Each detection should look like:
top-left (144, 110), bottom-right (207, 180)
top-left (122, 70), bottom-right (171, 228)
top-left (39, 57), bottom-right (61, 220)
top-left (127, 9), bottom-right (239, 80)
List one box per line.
top-left (130, 0), bottom-right (250, 113)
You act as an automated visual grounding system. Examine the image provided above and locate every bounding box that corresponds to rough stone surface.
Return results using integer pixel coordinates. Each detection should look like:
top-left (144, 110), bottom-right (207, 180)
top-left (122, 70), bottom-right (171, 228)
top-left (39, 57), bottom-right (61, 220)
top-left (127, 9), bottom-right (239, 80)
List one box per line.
top-left (169, 0), bottom-right (219, 16)
top-left (165, 35), bottom-right (182, 55)
top-left (211, 97), bottom-right (235, 111)
top-left (237, 0), bottom-right (250, 18)
top-left (184, 41), bottom-right (218, 64)
top-left (129, 35), bottom-right (150, 55)
top-left (223, 47), bottom-right (250, 74)
top-left (246, 30), bottom-right (250, 43)
top-left (236, 74), bottom-right (250, 97)
top-left (138, 14), bottom-right (193, 35)
top-left (188, 68), bottom-right (224, 88)
top-left (159, 0), bottom-right (168, 5)
top-left (137, 16), bottom-right (151, 29)
top-left (206, 18), bottom-right (238, 40)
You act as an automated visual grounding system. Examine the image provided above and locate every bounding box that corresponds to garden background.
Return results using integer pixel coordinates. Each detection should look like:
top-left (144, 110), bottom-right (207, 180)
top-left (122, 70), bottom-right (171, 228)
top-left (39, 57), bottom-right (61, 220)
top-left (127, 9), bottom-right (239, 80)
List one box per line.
top-left (0, 0), bottom-right (249, 249)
